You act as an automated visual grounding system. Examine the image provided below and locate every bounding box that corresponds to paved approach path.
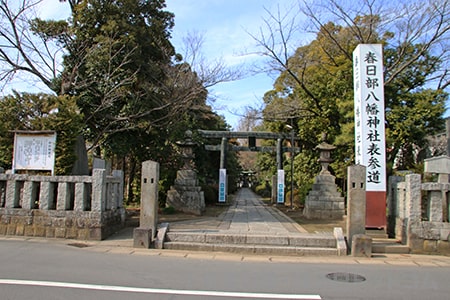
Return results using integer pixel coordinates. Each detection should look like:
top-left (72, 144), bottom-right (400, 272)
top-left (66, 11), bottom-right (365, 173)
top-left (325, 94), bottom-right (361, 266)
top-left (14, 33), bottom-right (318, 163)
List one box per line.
top-left (168, 188), bottom-right (308, 234)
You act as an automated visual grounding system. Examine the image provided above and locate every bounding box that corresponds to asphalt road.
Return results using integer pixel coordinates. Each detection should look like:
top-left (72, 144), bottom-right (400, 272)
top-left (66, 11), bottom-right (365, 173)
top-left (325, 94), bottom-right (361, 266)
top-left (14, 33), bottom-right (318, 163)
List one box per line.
top-left (0, 239), bottom-right (449, 300)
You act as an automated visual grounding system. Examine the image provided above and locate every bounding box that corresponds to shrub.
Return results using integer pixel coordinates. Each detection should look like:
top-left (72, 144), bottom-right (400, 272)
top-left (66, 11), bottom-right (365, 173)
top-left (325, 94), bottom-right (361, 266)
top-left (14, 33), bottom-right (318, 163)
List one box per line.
top-left (254, 182), bottom-right (271, 198)
top-left (162, 206), bottom-right (176, 214)
top-left (202, 184), bottom-right (218, 205)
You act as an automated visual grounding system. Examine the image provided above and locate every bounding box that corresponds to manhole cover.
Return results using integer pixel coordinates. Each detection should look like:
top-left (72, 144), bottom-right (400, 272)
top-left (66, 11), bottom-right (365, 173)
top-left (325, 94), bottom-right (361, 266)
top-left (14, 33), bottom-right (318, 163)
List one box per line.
top-left (67, 243), bottom-right (90, 248)
top-left (326, 272), bottom-right (366, 283)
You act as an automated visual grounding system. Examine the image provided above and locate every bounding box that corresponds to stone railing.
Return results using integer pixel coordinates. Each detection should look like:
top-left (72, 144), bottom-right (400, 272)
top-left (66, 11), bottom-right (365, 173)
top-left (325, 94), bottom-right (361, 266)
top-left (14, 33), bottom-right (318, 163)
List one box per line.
top-left (0, 169), bottom-right (125, 240)
top-left (388, 174), bottom-right (450, 254)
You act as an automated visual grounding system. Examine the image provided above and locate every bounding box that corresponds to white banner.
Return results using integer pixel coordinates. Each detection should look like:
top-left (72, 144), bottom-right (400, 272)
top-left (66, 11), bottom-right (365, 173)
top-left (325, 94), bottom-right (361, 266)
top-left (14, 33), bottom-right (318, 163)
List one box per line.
top-left (277, 169), bottom-right (285, 204)
top-left (353, 44), bottom-right (386, 191)
top-left (13, 132), bottom-right (56, 175)
top-left (218, 168), bottom-right (227, 202)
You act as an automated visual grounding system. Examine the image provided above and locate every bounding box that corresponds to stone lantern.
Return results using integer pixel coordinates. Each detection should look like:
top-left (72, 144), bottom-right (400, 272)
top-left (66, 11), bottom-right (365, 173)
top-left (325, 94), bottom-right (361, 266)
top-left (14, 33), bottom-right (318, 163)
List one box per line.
top-left (167, 130), bottom-right (205, 215)
top-left (303, 133), bottom-right (344, 219)
top-left (316, 141), bottom-right (336, 175)
top-left (176, 130), bottom-right (196, 170)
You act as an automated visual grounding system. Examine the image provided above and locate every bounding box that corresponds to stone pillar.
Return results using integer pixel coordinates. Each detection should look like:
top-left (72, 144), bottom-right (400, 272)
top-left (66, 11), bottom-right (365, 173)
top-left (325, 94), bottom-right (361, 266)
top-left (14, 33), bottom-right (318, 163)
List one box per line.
top-left (405, 174), bottom-right (422, 249)
top-left (394, 181), bottom-right (408, 244)
top-left (351, 234), bottom-right (372, 257)
top-left (276, 138), bottom-right (283, 170)
top-left (139, 161), bottom-right (159, 230)
top-left (22, 181), bottom-right (38, 209)
top-left (346, 165), bottom-right (366, 249)
top-left (271, 175), bottom-right (277, 204)
top-left (5, 177), bottom-right (20, 208)
top-left (92, 169), bottom-right (106, 212)
top-left (428, 188), bottom-right (443, 222)
top-left (133, 160), bottom-right (159, 248)
top-left (220, 137), bottom-right (227, 169)
top-left (39, 181), bottom-right (55, 210)
top-left (57, 182), bottom-right (71, 211)
top-left (405, 174), bottom-right (422, 223)
top-left (112, 170), bottom-right (124, 209)
top-left (74, 182), bottom-right (87, 211)
top-left (387, 176), bottom-right (403, 238)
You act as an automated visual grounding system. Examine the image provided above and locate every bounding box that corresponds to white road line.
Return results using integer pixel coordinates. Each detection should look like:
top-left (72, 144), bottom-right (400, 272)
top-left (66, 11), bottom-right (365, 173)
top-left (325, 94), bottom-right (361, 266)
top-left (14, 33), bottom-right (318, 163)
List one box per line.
top-left (0, 279), bottom-right (321, 299)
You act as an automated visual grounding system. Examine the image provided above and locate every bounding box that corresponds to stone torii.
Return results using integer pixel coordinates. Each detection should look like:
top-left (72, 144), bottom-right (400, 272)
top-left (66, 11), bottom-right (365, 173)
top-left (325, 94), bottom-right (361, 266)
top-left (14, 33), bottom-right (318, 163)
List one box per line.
top-left (197, 130), bottom-right (301, 169)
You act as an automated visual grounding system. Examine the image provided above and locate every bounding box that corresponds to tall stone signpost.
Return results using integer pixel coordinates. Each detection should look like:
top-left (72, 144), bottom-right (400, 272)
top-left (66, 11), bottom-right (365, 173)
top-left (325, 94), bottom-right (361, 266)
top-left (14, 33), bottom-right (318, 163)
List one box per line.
top-left (133, 160), bottom-right (159, 248)
top-left (353, 44), bottom-right (387, 228)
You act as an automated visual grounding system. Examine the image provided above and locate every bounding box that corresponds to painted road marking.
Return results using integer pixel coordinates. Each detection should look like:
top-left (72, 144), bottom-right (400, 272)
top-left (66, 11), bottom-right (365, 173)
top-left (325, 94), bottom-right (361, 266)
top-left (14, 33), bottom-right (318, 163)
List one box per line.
top-left (0, 279), bottom-right (322, 299)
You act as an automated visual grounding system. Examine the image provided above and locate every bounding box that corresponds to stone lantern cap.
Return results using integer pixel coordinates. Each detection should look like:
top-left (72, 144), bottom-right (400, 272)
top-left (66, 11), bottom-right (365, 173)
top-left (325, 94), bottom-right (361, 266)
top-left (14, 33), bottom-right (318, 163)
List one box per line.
top-left (176, 130), bottom-right (197, 147)
top-left (316, 142), bottom-right (336, 151)
top-left (315, 132), bottom-right (335, 154)
top-left (316, 141), bottom-right (335, 163)
top-left (315, 134), bottom-right (335, 175)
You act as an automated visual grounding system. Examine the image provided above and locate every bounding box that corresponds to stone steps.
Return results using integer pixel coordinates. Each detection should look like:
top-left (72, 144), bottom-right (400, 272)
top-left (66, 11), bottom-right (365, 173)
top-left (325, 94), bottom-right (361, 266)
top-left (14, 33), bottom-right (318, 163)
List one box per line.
top-left (164, 242), bottom-right (339, 256)
top-left (372, 238), bottom-right (410, 254)
top-left (365, 229), bottom-right (389, 239)
top-left (163, 231), bottom-right (340, 256)
top-left (162, 230), bottom-right (409, 255)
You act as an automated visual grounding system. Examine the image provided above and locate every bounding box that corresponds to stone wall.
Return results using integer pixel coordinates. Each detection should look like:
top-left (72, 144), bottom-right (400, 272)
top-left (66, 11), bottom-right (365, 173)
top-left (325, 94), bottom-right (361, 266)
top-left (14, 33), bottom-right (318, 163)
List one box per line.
top-left (0, 169), bottom-right (125, 240)
top-left (388, 174), bottom-right (450, 254)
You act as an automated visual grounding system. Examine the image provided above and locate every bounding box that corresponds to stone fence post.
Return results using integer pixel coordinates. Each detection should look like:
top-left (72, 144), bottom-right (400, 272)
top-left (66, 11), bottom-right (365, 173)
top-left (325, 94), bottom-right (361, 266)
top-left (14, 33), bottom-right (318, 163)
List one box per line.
top-left (112, 170), bottom-right (124, 209)
top-left (405, 174), bottom-right (421, 248)
top-left (346, 164), bottom-right (366, 249)
top-left (74, 181), bottom-right (89, 211)
top-left (56, 182), bottom-right (71, 211)
top-left (5, 174), bottom-right (27, 208)
top-left (387, 175), bottom-right (403, 238)
top-left (92, 169), bottom-right (107, 212)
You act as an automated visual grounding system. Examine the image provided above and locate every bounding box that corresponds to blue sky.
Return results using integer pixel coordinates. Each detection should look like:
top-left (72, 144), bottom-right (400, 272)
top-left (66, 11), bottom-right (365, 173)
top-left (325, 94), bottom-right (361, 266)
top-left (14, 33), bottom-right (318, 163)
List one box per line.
top-left (165, 0), bottom-right (284, 129)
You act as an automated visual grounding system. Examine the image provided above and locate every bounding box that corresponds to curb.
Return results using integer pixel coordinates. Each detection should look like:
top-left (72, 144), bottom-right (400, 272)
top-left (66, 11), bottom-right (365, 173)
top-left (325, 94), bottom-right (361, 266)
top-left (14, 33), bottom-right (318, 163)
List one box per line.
top-left (1, 235), bottom-right (450, 267)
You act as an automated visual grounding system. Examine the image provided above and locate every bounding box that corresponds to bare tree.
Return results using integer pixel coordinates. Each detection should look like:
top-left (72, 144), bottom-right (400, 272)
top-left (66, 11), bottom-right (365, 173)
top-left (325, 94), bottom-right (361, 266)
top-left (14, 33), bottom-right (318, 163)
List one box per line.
top-left (178, 30), bottom-right (246, 105)
top-left (236, 106), bottom-right (262, 132)
top-left (249, 0), bottom-right (450, 171)
top-left (0, 0), bottom-right (68, 92)
top-left (251, 0), bottom-right (450, 94)
top-left (245, 3), bottom-right (324, 122)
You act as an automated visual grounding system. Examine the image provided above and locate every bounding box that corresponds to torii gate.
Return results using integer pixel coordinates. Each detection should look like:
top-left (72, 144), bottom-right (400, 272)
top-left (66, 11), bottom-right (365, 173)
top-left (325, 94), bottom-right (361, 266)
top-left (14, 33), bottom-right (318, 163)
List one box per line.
top-left (198, 130), bottom-right (301, 204)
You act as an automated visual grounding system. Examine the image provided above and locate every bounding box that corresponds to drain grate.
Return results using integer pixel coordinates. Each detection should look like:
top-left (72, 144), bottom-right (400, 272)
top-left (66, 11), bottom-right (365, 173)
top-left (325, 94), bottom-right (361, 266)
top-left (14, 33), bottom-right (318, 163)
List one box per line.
top-left (326, 272), bottom-right (366, 283)
top-left (67, 243), bottom-right (90, 248)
